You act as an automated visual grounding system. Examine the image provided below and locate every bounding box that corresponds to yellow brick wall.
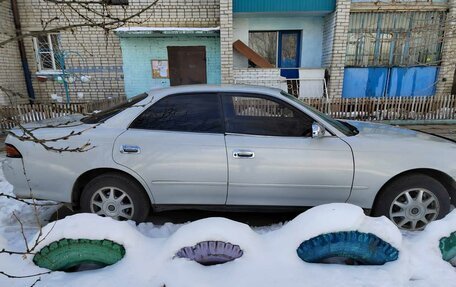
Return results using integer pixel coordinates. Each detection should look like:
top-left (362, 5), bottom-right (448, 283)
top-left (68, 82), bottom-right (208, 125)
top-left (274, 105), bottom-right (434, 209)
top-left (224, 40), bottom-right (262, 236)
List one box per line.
top-left (4, 0), bottom-right (220, 102)
top-left (0, 0), bottom-right (28, 104)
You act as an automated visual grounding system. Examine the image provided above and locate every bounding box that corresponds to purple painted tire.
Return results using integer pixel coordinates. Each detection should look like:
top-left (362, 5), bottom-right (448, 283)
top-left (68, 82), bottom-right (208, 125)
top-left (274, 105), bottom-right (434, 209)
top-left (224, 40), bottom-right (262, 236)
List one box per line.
top-left (175, 241), bottom-right (243, 266)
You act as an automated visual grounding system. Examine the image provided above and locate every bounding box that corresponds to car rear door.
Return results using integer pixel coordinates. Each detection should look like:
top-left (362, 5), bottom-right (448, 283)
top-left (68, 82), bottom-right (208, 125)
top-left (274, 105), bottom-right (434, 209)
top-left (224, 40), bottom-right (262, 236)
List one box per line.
top-left (222, 93), bottom-right (354, 207)
top-left (113, 93), bottom-right (228, 205)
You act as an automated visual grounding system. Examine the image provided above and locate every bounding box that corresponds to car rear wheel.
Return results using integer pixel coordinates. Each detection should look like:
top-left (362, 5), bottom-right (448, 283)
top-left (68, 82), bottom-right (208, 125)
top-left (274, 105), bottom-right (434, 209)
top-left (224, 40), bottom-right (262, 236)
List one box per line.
top-left (80, 173), bottom-right (150, 222)
top-left (372, 174), bottom-right (450, 231)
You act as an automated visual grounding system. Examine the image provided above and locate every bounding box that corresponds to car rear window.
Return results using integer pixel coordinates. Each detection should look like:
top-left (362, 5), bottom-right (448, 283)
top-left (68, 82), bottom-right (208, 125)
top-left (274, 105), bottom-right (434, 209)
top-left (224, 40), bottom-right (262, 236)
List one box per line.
top-left (81, 93), bottom-right (148, 124)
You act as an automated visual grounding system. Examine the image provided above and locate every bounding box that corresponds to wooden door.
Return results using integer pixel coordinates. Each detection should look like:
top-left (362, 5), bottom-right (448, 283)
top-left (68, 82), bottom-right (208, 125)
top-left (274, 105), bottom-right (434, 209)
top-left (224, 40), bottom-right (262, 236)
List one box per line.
top-left (167, 46), bottom-right (207, 86)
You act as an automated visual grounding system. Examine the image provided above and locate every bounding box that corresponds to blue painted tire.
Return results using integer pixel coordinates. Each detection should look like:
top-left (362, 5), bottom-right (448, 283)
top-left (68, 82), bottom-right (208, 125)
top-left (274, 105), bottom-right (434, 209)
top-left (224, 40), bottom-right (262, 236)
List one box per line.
top-left (297, 231), bottom-right (399, 265)
top-left (175, 241), bottom-right (243, 266)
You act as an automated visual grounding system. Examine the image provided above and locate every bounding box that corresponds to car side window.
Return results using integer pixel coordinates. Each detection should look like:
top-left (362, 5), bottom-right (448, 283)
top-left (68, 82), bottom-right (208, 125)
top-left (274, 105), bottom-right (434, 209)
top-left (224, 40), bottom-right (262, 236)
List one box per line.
top-left (130, 93), bottom-right (223, 133)
top-left (221, 94), bottom-right (314, 137)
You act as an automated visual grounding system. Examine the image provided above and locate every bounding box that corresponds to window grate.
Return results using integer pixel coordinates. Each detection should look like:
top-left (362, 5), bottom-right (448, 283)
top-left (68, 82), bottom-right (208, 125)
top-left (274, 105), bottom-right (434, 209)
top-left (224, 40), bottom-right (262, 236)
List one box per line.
top-left (34, 33), bottom-right (63, 71)
top-left (346, 11), bottom-right (446, 67)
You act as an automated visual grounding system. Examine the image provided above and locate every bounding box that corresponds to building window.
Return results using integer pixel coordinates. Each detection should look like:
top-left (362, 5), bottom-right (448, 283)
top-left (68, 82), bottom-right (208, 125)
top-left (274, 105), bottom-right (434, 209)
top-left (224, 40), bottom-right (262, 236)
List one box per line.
top-left (33, 33), bottom-right (62, 72)
top-left (249, 31), bottom-right (278, 67)
top-left (248, 31), bottom-right (301, 70)
top-left (346, 11), bottom-right (446, 67)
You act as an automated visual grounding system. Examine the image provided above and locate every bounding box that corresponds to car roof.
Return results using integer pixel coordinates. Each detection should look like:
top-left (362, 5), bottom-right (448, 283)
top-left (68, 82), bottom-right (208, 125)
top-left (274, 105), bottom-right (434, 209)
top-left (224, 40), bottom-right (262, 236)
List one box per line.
top-left (145, 84), bottom-right (283, 101)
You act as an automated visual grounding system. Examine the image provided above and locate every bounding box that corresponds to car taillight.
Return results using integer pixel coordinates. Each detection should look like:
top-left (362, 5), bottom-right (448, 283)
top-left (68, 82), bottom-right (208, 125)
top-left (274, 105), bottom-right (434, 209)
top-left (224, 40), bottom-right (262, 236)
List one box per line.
top-left (6, 144), bottom-right (22, 158)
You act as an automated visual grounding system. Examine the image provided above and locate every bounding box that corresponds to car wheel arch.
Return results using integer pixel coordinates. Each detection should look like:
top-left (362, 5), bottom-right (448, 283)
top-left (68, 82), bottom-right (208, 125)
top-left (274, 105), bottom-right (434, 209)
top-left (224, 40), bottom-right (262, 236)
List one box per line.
top-left (372, 168), bottom-right (456, 212)
top-left (71, 168), bottom-right (154, 209)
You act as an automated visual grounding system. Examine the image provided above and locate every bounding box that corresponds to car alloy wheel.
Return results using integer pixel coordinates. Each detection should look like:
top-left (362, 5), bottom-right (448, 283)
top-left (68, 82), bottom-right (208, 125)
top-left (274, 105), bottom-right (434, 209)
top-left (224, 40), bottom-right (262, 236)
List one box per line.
top-left (389, 188), bottom-right (439, 231)
top-left (81, 173), bottom-right (150, 222)
top-left (90, 187), bottom-right (135, 220)
top-left (372, 174), bottom-right (450, 231)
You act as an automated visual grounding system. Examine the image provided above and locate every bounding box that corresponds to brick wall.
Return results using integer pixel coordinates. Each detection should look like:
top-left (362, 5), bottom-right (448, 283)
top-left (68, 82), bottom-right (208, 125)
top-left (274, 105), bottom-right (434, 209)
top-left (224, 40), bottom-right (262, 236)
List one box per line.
top-left (322, 12), bottom-right (336, 68)
top-left (0, 0), bottom-right (28, 105)
top-left (233, 68), bottom-right (287, 90)
top-left (327, 0), bottom-right (351, 98)
top-left (436, 0), bottom-right (456, 96)
top-left (3, 0), bottom-right (221, 103)
top-left (220, 0), bottom-right (233, 84)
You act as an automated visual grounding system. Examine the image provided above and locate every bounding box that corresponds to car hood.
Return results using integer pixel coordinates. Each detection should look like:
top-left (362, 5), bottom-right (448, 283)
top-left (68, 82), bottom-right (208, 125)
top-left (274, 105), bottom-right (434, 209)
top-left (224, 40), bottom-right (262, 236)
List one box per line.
top-left (344, 120), bottom-right (455, 145)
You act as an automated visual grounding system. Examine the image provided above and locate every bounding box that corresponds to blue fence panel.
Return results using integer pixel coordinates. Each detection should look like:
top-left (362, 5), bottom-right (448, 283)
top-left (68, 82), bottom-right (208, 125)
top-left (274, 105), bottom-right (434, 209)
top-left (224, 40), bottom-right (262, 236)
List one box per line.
top-left (342, 68), bottom-right (388, 98)
top-left (387, 67), bottom-right (438, 97)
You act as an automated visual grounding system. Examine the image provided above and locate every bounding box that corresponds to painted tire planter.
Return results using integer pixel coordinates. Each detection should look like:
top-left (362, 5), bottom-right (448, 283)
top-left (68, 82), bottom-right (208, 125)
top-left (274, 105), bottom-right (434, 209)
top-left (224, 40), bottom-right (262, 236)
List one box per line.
top-left (175, 241), bottom-right (243, 266)
top-left (440, 231), bottom-right (456, 266)
top-left (33, 238), bottom-right (126, 271)
top-left (296, 231), bottom-right (399, 265)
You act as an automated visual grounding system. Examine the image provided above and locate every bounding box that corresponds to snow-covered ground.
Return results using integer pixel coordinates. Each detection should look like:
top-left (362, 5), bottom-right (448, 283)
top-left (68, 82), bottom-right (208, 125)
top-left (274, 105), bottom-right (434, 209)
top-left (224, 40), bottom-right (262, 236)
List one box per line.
top-left (0, 158), bottom-right (454, 287)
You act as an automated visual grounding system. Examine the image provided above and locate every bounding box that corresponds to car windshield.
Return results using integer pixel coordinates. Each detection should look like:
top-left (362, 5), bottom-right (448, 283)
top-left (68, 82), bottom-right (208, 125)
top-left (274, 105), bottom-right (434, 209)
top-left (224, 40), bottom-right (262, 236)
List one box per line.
top-left (81, 93), bottom-right (148, 124)
top-left (280, 91), bottom-right (358, 136)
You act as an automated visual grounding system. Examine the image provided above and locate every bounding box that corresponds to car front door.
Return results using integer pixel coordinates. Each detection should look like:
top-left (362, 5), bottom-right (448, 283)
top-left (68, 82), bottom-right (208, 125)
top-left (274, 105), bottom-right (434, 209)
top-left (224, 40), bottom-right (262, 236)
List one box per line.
top-left (222, 93), bottom-right (354, 207)
top-left (113, 93), bottom-right (228, 205)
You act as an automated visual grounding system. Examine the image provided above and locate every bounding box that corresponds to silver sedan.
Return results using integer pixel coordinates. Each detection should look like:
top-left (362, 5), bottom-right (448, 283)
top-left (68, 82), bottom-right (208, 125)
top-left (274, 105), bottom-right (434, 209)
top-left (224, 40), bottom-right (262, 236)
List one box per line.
top-left (3, 85), bottom-right (456, 230)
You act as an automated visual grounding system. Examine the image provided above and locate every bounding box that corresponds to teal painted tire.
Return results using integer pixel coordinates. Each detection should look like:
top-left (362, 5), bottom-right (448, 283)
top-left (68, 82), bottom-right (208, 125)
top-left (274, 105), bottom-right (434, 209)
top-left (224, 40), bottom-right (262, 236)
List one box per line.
top-left (297, 231), bottom-right (399, 265)
top-left (33, 238), bottom-right (125, 271)
top-left (440, 231), bottom-right (456, 266)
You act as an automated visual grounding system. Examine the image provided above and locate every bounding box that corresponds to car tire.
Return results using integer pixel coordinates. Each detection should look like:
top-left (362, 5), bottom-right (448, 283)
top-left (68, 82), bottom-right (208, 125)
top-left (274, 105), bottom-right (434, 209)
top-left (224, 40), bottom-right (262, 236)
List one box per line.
top-left (296, 231), bottom-right (399, 265)
top-left (33, 238), bottom-right (125, 271)
top-left (80, 173), bottom-right (150, 222)
top-left (372, 174), bottom-right (450, 230)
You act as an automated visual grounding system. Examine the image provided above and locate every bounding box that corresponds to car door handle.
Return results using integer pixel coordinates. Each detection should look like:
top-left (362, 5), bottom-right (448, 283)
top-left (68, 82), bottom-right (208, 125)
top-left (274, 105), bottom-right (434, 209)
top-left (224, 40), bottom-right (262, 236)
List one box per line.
top-left (233, 149), bottom-right (255, 159)
top-left (120, 145), bottom-right (141, 154)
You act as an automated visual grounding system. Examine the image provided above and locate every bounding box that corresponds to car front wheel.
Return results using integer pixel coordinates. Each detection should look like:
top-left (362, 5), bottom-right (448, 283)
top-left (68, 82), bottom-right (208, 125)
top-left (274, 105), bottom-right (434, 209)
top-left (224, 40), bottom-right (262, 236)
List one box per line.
top-left (80, 173), bottom-right (150, 222)
top-left (372, 174), bottom-right (450, 231)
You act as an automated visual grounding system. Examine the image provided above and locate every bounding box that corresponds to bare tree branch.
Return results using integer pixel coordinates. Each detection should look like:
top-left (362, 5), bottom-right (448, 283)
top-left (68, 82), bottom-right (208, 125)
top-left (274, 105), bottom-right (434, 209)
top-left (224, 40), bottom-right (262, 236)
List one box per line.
top-left (0, 271), bottom-right (51, 279)
top-left (0, 0), bottom-right (160, 47)
top-left (0, 193), bottom-right (59, 206)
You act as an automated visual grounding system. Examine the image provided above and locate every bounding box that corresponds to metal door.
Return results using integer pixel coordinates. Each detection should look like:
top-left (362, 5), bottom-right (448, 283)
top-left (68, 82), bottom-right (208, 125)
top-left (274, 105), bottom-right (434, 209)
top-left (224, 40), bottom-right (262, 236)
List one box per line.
top-left (278, 31), bottom-right (301, 79)
top-left (167, 46), bottom-right (207, 86)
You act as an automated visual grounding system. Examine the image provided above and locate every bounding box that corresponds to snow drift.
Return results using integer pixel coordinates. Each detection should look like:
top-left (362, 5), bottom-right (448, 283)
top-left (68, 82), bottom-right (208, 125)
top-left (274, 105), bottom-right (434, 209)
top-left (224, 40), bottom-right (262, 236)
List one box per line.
top-left (0, 203), bottom-right (455, 287)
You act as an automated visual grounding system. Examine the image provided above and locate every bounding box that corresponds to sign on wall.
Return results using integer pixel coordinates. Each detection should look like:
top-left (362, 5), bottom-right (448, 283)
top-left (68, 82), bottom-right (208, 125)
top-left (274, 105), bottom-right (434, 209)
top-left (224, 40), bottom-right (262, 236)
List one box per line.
top-left (151, 60), bottom-right (169, 79)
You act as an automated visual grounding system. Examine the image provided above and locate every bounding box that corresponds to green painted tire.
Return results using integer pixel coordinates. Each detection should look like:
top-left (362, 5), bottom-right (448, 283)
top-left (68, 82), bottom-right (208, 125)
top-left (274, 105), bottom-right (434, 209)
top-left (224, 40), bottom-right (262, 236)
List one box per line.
top-left (33, 238), bottom-right (126, 271)
top-left (440, 231), bottom-right (456, 266)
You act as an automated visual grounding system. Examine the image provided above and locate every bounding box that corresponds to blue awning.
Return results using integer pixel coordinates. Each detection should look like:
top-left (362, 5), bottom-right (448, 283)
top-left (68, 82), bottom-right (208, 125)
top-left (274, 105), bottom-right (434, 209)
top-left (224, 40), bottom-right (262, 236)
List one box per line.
top-left (233, 0), bottom-right (336, 14)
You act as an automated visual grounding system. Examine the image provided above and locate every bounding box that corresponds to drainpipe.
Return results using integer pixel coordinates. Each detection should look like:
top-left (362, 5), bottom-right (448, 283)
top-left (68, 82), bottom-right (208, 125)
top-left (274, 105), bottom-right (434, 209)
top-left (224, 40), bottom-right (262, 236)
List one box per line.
top-left (10, 0), bottom-right (35, 101)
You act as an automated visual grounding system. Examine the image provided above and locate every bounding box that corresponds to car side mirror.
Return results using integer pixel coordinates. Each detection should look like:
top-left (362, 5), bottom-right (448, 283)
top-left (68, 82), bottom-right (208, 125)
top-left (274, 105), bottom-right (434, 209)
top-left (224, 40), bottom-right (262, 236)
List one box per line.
top-left (312, 122), bottom-right (326, 138)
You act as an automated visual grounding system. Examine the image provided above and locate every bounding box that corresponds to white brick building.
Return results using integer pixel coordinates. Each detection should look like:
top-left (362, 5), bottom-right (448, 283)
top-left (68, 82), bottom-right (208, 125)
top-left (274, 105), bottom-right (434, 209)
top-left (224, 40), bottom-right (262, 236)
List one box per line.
top-left (0, 0), bottom-right (455, 104)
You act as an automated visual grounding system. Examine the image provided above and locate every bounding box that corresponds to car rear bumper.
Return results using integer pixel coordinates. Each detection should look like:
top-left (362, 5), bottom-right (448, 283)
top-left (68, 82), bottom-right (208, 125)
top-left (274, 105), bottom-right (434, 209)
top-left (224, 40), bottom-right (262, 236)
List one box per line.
top-left (2, 158), bottom-right (31, 199)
